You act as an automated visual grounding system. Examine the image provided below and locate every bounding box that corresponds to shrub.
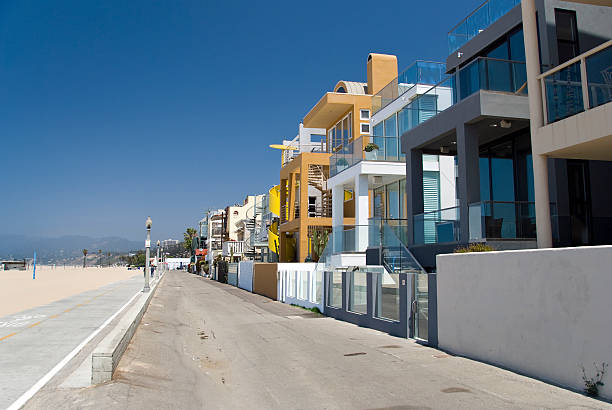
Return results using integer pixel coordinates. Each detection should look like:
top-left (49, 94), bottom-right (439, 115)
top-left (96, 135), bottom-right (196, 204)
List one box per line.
top-left (454, 243), bottom-right (496, 253)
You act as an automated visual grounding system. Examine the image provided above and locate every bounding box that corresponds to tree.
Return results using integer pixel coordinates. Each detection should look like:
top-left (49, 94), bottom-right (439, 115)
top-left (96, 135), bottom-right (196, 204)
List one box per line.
top-left (82, 249), bottom-right (88, 268)
top-left (183, 228), bottom-right (197, 253)
top-left (98, 249), bottom-right (102, 267)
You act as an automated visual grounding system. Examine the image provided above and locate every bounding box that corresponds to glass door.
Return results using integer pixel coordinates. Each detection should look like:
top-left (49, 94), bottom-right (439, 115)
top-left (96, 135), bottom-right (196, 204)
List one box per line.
top-left (413, 273), bottom-right (429, 341)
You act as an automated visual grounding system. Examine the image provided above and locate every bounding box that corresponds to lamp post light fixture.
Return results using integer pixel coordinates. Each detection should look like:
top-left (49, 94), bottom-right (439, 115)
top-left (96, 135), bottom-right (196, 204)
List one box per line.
top-left (156, 240), bottom-right (160, 279)
top-left (144, 216), bottom-right (152, 293)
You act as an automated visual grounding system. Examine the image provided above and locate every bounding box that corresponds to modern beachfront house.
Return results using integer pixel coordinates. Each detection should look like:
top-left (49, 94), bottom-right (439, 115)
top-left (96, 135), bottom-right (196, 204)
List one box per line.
top-left (279, 55), bottom-right (398, 262)
top-left (398, 0), bottom-right (612, 270)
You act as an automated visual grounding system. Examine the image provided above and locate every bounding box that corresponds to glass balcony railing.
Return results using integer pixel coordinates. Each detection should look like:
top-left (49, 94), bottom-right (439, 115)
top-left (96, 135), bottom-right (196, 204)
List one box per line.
top-left (468, 201), bottom-right (537, 241)
top-left (541, 40), bottom-right (612, 124)
top-left (543, 61), bottom-right (584, 123)
top-left (448, 0), bottom-right (520, 54)
top-left (372, 61), bottom-right (446, 115)
top-left (398, 57), bottom-right (526, 137)
top-left (330, 135), bottom-right (403, 177)
top-left (587, 45), bottom-right (612, 109)
top-left (413, 206), bottom-right (461, 245)
top-left (458, 57), bottom-right (527, 100)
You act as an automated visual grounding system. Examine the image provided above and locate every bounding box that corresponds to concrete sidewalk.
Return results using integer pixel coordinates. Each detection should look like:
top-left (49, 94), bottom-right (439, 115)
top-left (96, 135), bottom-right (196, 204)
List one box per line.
top-left (0, 274), bottom-right (146, 409)
top-left (24, 270), bottom-right (611, 409)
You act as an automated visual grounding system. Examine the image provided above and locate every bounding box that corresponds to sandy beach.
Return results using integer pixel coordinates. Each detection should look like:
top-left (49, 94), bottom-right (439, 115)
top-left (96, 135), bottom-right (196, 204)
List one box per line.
top-left (0, 265), bottom-right (142, 317)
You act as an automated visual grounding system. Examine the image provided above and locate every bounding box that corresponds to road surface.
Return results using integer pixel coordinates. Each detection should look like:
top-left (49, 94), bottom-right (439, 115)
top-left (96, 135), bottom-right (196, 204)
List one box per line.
top-left (24, 270), bottom-right (610, 409)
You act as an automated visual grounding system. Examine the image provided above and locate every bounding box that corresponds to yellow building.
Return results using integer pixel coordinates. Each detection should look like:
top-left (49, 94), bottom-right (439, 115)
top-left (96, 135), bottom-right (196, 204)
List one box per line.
top-left (278, 54), bottom-right (398, 262)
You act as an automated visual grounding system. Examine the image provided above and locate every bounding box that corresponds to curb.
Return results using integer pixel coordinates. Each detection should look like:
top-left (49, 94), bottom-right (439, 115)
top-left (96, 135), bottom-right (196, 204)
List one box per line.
top-left (91, 274), bottom-right (164, 384)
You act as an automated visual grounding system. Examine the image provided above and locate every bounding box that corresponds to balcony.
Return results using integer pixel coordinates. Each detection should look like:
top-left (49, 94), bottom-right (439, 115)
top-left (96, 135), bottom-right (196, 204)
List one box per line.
top-left (222, 241), bottom-right (244, 256)
top-left (468, 201), bottom-right (539, 241)
top-left (397, 57), bottom-right (526, 136)
top-left (541, 40), bottom-right (612, 124)
top-left (330, 135), bottom-right (404, 177)
top-left (413, 206), bottom-right (461, 245)
top-left (448, 0), bottom-right (520, 54)
top-left (372, 61), bottom-right (446, 115)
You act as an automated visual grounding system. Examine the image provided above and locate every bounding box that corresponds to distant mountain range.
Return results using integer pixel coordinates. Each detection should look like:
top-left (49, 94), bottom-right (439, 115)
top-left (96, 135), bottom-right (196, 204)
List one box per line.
top-left (0, 234), bottom-right (143, 262)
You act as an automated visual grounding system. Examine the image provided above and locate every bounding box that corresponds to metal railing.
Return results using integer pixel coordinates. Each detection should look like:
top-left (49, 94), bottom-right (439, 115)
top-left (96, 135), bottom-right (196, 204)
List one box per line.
top-left (539, 40), bottom-right (612, 124)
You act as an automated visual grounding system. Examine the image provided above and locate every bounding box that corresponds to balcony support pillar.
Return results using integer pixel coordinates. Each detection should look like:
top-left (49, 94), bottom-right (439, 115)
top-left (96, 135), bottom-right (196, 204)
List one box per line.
top-left (522, 0), bottom-right (553, 248)
top-left (355, 174), bottom-right (369, 252)
top-left (456, 124), bottom-right (480, 242)
top-left (405, 149), bottom-right (424, 245)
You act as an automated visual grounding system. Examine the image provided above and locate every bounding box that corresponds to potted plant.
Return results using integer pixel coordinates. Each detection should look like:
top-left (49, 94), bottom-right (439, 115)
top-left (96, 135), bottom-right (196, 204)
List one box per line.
top-left (364, 142), bottom-right (380, 160)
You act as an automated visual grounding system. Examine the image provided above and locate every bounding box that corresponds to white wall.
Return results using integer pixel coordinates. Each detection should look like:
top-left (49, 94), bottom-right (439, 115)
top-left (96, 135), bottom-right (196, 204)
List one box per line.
top-left (166, 258), bottom-right (191, 270)
top-left (238, 261), bottom-right (254, 292)
top-left (437, 246), bottom-right (612, 400)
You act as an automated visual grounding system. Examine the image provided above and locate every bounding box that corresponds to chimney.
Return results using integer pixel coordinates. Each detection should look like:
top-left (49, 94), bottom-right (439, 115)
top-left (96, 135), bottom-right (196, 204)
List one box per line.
top-left (367, 53), bottom-right (398, 95)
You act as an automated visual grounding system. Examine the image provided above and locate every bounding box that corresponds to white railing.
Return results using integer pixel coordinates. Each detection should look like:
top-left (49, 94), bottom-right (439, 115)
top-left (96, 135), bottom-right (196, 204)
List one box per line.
top-left (222, 241), bottom-right (244, 256)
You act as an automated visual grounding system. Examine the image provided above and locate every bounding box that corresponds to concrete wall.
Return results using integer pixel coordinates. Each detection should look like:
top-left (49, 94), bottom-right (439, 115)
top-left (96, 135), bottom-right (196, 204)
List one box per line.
top-left (253, 263), bottom-right (278, 300)
top-left (437, 246), bottom-right (612, 400)
top-left (238, 261), bottom-right (254, 292)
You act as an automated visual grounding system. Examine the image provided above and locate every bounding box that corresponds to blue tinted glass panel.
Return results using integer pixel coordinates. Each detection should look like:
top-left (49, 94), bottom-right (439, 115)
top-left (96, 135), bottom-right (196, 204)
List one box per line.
top-left (479, 157), bottom-right (490, 201)
top-left (491, 157), bottom-right (515, 202)
top-left (509, 29), bottom-right (525, 62)
top-left (386, 182), bottom-right (400, 219)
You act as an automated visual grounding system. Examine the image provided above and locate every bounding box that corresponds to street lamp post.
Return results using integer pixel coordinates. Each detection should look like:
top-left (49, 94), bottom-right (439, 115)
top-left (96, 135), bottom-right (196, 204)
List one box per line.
top-left (156, 240), bottom-right (160, 279)
top-left (144, 216), bottom-right (152, 293)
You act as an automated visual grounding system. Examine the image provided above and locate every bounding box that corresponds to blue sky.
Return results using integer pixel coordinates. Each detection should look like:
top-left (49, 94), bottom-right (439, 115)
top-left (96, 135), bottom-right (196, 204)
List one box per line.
top-left (0, 0), bottom-right (482, 242)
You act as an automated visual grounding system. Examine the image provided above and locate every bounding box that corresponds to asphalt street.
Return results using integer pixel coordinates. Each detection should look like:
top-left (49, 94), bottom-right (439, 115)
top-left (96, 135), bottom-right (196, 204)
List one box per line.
top-left (24, 270), bottom-right (611, 409)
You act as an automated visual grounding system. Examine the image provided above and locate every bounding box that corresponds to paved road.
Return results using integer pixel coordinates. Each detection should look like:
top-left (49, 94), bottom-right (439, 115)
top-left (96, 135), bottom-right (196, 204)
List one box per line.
top-left (25, 270), bottom-right (610, 409)
top-left (0, 274), bottom-right (144, 409)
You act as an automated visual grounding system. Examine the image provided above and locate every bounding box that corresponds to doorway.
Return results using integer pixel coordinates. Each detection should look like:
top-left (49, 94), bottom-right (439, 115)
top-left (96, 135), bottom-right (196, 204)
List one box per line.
top-left (567, 160), bottom-right (592, 246)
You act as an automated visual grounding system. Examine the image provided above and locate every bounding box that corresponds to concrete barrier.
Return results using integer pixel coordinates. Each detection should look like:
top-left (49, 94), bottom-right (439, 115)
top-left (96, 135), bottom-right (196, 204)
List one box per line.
top-left (437, 246), bottom-right (612, 400)
top-left (91, 275), bottom-right (162, 384)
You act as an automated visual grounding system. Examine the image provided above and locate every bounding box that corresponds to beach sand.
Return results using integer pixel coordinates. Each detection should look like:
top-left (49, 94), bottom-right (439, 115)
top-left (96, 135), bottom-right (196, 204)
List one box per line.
top-left (0, 265), bottom-right (142, 317)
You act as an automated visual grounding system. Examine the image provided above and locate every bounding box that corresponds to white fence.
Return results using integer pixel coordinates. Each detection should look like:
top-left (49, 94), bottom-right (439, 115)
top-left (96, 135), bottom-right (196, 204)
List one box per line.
top-left (238, 261), bottom-right (254, 292)
top-left (437, 245), bottom-right (612, 400)
top-left (277, 263), bottom-right (323, 313)
top-left (223, 241), bottom-right (244, 256)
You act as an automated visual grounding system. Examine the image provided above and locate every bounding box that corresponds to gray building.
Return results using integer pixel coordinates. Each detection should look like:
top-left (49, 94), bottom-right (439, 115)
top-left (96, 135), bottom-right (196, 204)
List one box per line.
top-left (398, 0), bottom-right (612, 270)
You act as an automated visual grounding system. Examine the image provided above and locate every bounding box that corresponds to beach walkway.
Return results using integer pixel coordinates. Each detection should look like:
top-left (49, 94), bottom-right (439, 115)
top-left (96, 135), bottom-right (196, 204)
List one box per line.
top-left (0, 273), bottom-right (145, 409)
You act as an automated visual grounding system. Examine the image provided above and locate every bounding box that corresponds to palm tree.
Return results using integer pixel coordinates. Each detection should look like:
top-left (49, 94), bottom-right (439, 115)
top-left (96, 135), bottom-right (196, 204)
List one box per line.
top-left (98, 249), bottom-right (102, 267)
top-left (183, 228), bottom-right (198, 254)
top-left (82, 249), bottom-right (88, 268)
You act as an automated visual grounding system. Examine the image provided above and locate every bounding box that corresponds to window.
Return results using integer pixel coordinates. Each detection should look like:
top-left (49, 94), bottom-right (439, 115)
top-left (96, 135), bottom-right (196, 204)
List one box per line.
top-left (360, 123), bottom-right (370, 134)
top-left (360, 109), bottom-right (370, 120)
top-left (555, 9), bottom-right (579, 64)
top-left (329, 112), bottom-right (353, 151)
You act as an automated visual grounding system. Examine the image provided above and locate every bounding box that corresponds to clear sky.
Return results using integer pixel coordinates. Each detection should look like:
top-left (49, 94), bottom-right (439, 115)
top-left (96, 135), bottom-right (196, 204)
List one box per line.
top-left (0, 0), bottom-right (483, 242)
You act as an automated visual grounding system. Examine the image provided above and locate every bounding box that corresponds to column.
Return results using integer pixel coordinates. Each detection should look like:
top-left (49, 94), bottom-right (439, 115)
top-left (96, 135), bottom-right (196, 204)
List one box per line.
top-left (456, 124), bottom-right (480, 243)
top-left (354, 174), bottom-right (369, 252)
top-left (331, 184), bottom-right (343, 253)
top-left (522, 0), bottom-right (553, 248)
top-left (406, 149), bottom-right (424, 245)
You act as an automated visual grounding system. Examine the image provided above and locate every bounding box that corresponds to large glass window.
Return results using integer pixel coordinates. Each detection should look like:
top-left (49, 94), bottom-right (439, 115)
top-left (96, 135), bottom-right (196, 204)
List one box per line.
top-left (373, 187), bottom-right (385, 218)
top-left (555, 9), bottom-right (579, 64)
top-left (386, 182), bottom-right (400, 219)
top-left (384, 115), bottom-right (398, 161)
top-left (329, 112), bottom-right (353, 151)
